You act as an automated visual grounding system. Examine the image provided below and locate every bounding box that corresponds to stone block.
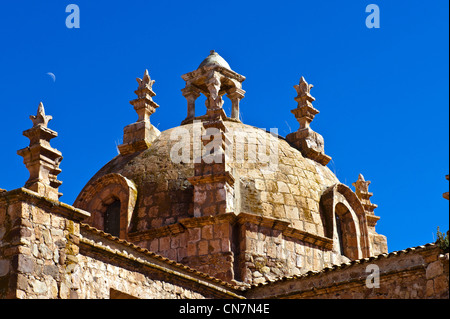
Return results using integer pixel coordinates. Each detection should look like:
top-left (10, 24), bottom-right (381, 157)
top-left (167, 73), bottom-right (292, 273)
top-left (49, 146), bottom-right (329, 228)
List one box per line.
top-left (202, 224), bottom-right (213, 240)
top-left (17, 254), bottom-right (35, 274)
top-left (426, 261), bottom-right (443, 279)
top-left (433, 275), bottom-right (448, 295)
top-left (198, 241), bottom-right (209, 255)
top-left (214, 222), bottom-right (230, 239)
top-left (188, 228), bottom-right (201, 242)
top-left (159, 237), bottom-right (170, 251)
top-left (221, 238), bottom-right (231, 251)
top-left (0, 259), bottom-right (9, 276)
top-left (277, 181), bottom-right (290, 194)
top-left (209, 239), bottom-right (221, 254)
top-left (187, 242), bottom-right (197, 256)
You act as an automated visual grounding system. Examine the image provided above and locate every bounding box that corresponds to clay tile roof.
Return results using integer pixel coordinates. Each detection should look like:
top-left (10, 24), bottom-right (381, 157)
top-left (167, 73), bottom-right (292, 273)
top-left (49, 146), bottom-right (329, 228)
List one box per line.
top-left (248, 243), bottom-right (438, 289)
top-left (79, 223), bottom-right (246, 292)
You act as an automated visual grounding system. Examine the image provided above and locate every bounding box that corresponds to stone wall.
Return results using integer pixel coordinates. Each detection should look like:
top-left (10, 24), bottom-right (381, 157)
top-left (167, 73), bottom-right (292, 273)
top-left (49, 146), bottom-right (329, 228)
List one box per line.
top-left (0, 188), bottom-right (89, 299)
top-left (246, 244), bottom-right (449, 299)
top-left (78, 225), bottom-right (240, 299)
top-left (238, 214), bottom-right (349, 285)
top-left (0, 188), bottom-right (243, 299)
top-left (129, 212), bottom-right (353, 286)
top-left (129, 214), bottom-right (238, 283)
top-left (2, 187), bottom-right (446, 299)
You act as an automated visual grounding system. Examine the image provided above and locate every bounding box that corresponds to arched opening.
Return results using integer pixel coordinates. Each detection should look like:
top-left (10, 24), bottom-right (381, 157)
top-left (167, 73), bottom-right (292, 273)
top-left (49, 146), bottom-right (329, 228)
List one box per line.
top-left (335, 214), bottom-right (345, 255)
top-left (335, 203), bottom-right (359, 260)
top-left (320, 183), bottom-right (372, 259)
top-left (196, 94), bottom-right (207, 119)
top-left (104, 199), bottom-right (121, 237)
top-left (74, 173), bottom-right (138, 239)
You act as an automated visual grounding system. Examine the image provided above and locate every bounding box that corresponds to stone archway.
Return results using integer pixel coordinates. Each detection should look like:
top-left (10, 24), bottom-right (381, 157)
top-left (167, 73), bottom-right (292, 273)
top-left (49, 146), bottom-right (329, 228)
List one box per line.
top-left (334, 202), bottom-right (360, 260)
top-left (74, 173), bottom-right (137, 239)
top-left (320, 184), bottom-right (371, 259)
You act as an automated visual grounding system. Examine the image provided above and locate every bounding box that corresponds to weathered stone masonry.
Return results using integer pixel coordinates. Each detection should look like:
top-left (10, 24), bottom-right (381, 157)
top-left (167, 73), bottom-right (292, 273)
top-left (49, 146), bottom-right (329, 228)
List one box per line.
top-left (1, 188), bottom-right (447, 299)
top-left (0, 188), bottom-right (244, 299)
top-left (1, 51), bottom-right (448, 299)
top-left (247, 244), bottom-right (449, 299)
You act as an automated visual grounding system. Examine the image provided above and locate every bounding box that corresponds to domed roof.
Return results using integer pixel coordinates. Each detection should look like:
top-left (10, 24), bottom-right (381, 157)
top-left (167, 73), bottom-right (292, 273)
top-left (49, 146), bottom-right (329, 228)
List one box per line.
top-left (198, 50), bottom-right (231, 70)
top-left (77, 121), bottom-right (340, 237)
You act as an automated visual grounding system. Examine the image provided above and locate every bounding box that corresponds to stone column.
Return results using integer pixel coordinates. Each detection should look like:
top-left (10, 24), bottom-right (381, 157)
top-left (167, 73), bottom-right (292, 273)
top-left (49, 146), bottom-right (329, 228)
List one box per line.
top-left (181, 85), bottom-right (201, 123)
top-left (17, 102), bottom-right (63, 200)
top-left (185, 115), bottom-right (237, 283)
top-left (188, 117), bottom-right (235, 217)
top-left (227, 87), bottom-right (245, 121)
top-left (205, 72), bottom-right (224, 112)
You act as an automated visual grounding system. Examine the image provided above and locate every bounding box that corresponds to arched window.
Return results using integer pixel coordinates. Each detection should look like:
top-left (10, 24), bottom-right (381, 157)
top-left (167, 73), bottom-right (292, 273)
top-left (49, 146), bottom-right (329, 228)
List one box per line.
top-left (335, 214), bottom-right (345, 255)
top-left (104, 199), bottom-right (121, 237)
top-left (320, 183), bottom-right (371, 260)
top-left (74, 173), bottom-right (138, 239)
top-left (335, 203), bottom-right (359, 260)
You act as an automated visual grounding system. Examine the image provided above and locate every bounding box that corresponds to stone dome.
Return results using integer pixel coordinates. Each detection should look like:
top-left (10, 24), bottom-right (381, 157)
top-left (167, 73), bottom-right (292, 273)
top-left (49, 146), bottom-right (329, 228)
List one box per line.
top-left (73, 60), bottom-right (386, 284)
top-left (198, 50), bottom-right (232, 70)
top-left (75, 120), bottom-right (339, 237)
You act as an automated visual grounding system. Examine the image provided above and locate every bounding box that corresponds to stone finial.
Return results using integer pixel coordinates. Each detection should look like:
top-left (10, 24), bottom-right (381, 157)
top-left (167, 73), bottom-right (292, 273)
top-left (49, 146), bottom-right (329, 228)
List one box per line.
top-left (181, 51), bottom-right (246, 124)
top-left (286, 76), bottom-right (331, 166)
top-left (443, 175), bottom-right (449, 200)
top-left (17, 102), bottom-right (63, 200)
top-left (30, 102), bottom-right (52, 127)
top-left (296, 76), bottom-right (313, 95)
top-left (352, 174), bottom-right (379, 227)
top-left (136, 69), bottom-right (155, 93)
top-left (132, 69), bottom-right (158, 122)
top-left (118, 69), bottom-right (161, 155)
top-left (292, 77), bottom-right (318, 129)
top-left (353, 174), bottom-right (370, 194)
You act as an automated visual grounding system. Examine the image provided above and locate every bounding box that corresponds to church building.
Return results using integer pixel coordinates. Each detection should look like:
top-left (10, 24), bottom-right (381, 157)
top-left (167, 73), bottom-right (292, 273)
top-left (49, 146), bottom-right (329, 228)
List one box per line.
top-left (0, 51), bottom-right (448, 299)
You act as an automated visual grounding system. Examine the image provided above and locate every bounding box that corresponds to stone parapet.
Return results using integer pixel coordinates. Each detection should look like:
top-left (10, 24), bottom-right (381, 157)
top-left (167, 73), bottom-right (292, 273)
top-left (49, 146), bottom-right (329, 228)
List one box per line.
top-left (0, 187), bottom-right (244, 299)
top-left (246, 243), bottom-right (448, 299)
top-left (0, 188), bottom-right (89, 298)
top-left (79, 224), bottom-right (244, 299)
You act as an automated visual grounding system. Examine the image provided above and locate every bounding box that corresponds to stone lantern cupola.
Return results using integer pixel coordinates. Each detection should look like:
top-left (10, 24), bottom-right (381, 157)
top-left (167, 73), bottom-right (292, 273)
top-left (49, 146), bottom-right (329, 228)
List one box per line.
top-left (181, 50), bottom-right (246, 124)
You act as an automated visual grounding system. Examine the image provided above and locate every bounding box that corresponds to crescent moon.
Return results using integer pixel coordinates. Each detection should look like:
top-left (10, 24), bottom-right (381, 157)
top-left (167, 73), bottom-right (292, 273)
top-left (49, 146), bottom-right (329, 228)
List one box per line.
top-left (46, 72), bottom-right (56, 82)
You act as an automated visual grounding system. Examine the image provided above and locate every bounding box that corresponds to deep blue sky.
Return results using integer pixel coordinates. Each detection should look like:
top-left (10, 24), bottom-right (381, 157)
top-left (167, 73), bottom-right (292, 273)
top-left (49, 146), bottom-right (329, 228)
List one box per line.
top-left (0, 1), bottom-right (448, 252)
